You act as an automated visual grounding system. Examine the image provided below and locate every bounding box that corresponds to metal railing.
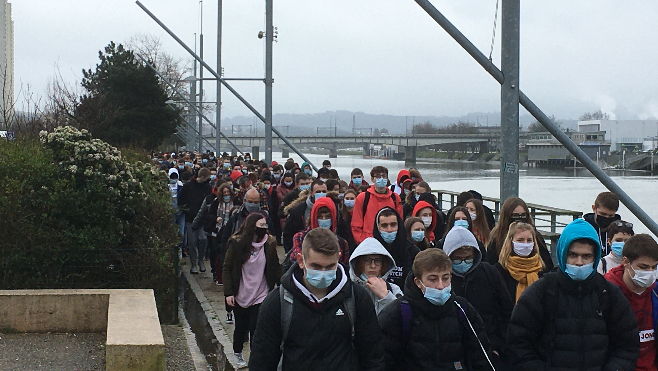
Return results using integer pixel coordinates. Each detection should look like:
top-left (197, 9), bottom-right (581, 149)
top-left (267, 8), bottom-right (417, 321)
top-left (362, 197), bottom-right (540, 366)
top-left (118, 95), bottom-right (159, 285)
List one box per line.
top-left (434, 190), bottom-right (582, 245)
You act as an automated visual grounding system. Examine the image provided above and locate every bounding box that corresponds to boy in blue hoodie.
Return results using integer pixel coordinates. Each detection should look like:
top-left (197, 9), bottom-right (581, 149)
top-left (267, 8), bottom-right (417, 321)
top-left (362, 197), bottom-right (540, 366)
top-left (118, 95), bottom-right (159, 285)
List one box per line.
top-left (507, 219), bottom-right (639, 371)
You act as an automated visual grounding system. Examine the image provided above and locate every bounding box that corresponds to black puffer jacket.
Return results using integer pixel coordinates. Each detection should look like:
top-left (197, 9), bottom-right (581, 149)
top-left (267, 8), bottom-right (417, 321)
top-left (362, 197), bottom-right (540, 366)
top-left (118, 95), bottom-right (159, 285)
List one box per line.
top-left (507, 271), bottom-right (639, 371)
top-left (178, 178), bottom-right (212, 221)
top-left (371, 207), bottom-right (420, 289)
top-left (378, 273), bottom-right (492, 371)
top-left (249, 264), bottom-right (385, 371)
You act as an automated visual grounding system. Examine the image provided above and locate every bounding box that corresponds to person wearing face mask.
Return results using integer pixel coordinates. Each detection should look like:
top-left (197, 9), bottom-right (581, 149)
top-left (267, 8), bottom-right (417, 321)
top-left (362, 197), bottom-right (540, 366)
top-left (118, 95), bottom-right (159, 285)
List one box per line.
top-left (598, 221), bottom-right (635, 274)
top-left (223, 213), bottom-right (281, 368)
top-left (486, 197), bottom-right (553, 271)
top-left (508, 219), bottom-right (639, 371)
top-left (208, 182), bottom-right (236, 285)
top-left (351, 166), bottom-right (404, 244)
top-left (465, 198), bottom-right (491, 247)
top-left (494, 222), bottom-right (548, 302)
top-left (301, 161), bottom-right (313, 177)
top-left (285, 196), bottom-right (350, 270)
top-left (348, 168), bottom-right (369, 191)
top-left (405, 217), bottom-right (431, 251)
top-left (378, 248), bottom-right (492, 371)
top-left (282, 179), bottom-right (327, 253)
top-left (349, 237), bottom-right (403, 314)
top-left (435, 208), bottom-right (487, 258)
top-left (390, 169), bottom-right (410, 196)
top-left (372, 207), bottom-right (420, 289)
top-left (339, 189), bottom-right (358, 252)
top-left (249, 228), bottom-right (385, 371)
top-left (443, 226), bottom-right (514, 369)
top-left (169, 168), bottom-right (186, 256)
top-left (584, 192), bottom-right (622, 256)
top-left (179, 168), bottom-right (213, 274)
top-left (412, 199), bottom-right (442, 246)
top-left (279, 173), bottom-right (311, 221)
top-left (402, 180), bottom-right (429, 219)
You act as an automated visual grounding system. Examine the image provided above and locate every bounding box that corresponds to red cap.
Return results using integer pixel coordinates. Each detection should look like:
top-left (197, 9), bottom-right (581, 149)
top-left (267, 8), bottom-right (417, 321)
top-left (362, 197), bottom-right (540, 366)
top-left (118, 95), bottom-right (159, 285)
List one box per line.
top-left (271, 161), bottom-right (278, 167)
top-left (230, 171), bottom-right (243, 182)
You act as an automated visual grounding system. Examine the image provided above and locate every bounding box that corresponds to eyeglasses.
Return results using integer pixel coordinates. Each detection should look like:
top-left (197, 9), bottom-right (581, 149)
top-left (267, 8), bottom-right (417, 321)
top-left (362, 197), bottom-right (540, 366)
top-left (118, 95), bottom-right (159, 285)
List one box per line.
top-left (612, 221), bottom-right (633, 228)
top-left (363, 258), bottom-right (383, 266)
top-left (452, 259), bottom-right (474, 265)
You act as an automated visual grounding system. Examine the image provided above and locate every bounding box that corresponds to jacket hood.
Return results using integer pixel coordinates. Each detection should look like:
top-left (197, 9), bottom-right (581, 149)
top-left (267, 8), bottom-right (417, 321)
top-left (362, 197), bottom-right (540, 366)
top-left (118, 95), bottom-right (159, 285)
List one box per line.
top-left (396, 169), bottom-right (410, 184)
top-left (557, 219), bottom-right (602, 275)
top-left (442, 226), bottom-right (482, 276)
top-left (301, 162), bottom-right (311, 173)
top-left (349, 237), bottom-right (397, 283)
top-left (310, 196), bottom-right (338, 232)
top-left (412, 201), bottom-right (437, 241)
top-left (168, 168), bottom-right (179, 178)
top-left (372, 207), bottom-right (408, 245)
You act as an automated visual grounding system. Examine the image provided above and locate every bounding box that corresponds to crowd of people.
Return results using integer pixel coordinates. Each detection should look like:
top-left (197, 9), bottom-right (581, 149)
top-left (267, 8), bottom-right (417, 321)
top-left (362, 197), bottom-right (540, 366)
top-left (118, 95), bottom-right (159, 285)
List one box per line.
top-left (155, 150), bottom-right (657, 371)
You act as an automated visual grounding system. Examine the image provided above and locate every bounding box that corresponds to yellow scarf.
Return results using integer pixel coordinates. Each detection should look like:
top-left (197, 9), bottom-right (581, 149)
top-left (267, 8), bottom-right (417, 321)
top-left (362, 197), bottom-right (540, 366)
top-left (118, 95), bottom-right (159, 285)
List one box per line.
top-left (506, 255), bottom-right (542, 302)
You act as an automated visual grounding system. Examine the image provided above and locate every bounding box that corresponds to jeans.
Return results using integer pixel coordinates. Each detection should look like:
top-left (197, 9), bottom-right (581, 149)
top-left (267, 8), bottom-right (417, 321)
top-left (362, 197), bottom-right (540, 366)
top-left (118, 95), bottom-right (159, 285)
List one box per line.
top-left (232, 303), bottom-right (261, 353)
top-left (185, 222), bottom-right (207, 267)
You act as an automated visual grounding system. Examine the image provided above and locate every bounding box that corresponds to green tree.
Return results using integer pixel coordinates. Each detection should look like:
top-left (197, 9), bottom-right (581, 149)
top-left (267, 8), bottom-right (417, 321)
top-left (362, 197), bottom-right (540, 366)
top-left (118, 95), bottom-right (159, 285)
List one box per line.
top-left (77, 42), bottom-right (180, 149)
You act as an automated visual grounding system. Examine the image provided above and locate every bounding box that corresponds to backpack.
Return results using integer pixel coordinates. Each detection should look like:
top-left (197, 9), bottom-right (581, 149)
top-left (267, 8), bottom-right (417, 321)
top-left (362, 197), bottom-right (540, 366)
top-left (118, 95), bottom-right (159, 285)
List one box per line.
top-left (279, 283), bottom-right (356, 360)
top-left (362, 190), bottom-right (399, 217)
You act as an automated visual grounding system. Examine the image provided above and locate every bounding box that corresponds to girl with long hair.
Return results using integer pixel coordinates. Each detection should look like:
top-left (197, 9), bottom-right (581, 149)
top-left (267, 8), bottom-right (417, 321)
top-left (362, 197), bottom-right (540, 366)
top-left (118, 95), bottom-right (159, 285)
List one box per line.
top-left (465, 198), bottom-right (491, 245)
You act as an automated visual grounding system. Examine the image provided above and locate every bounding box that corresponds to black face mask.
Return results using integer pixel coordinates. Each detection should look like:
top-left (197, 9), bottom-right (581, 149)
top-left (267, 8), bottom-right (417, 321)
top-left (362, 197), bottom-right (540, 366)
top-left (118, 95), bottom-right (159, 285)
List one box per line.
top-left (596, 215), bottom-right (615, 229)
top-left (254, 227), bottom-right (268, 239)
top-left (509, 216), bottom-right (529, 225)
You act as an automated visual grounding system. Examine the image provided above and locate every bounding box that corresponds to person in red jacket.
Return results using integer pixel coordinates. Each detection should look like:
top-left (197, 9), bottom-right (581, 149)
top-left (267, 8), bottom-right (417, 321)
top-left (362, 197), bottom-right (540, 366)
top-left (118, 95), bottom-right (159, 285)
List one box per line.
top-left (412, 200), bottom-right (438, 245)
top-left (351, 166), bottom-right (404, 244)
top-left (604, 234), bottom-right (658, 371)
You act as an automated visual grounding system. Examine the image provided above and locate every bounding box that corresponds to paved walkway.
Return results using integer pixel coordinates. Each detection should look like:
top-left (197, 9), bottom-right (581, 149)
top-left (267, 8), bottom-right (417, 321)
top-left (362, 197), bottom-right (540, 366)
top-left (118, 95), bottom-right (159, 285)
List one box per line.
top-left (182, 246), bottom-right (287, 370)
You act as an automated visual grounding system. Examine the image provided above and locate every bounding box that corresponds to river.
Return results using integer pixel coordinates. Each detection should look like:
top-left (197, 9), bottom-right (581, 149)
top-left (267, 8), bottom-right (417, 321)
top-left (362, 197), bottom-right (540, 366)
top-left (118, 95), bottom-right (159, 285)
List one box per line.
top-left (262, 152), bottom-right (658, 237)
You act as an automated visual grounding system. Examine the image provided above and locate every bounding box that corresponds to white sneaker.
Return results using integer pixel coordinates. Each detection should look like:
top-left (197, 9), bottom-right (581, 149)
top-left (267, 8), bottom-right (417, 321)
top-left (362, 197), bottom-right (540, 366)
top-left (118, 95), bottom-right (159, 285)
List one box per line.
top-left (190, 265), bottom-right (199, 274)
top-left (234, 352), bottom-right (247, 368)
top-left (199, 260), bottom-right (206, 272)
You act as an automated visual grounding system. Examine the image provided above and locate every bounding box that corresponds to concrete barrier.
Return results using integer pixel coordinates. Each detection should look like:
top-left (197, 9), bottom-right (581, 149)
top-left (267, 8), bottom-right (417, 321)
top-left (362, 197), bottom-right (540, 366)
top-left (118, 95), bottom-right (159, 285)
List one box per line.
top-left (0, 289), bottom-right (165, 371)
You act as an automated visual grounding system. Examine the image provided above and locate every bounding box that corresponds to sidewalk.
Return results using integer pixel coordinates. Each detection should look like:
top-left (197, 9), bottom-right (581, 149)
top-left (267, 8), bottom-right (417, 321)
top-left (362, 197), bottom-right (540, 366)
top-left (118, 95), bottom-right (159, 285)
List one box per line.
top-left (182, 245), bottom-right (288, 370)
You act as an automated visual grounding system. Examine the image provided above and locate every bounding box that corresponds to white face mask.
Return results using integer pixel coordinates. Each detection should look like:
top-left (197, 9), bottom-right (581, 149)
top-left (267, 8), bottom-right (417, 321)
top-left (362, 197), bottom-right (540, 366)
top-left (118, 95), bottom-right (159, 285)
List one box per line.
top-left (512, 241), bottom-right (534, 257)
top-left (421, 216), bottom-right (432, 228)
top-left (630, 265), bottom-right (658, 288)
top-left (469, 212), bottom-right (477, 221)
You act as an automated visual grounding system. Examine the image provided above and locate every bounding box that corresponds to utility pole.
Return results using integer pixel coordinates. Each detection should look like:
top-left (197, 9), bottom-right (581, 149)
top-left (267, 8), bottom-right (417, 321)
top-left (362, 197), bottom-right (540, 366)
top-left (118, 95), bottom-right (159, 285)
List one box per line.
top-left (264, 0), bottom-right (273, 164)
top-left (500, 0), bottom-right (520, 202)
top-left (215, 0), bottom-right (222, 155)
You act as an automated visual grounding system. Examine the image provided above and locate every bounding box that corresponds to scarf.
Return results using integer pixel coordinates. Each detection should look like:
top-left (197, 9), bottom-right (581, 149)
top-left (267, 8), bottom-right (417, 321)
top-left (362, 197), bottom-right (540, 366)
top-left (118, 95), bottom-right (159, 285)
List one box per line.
top-left (506, 254), bottom-right (542, 302)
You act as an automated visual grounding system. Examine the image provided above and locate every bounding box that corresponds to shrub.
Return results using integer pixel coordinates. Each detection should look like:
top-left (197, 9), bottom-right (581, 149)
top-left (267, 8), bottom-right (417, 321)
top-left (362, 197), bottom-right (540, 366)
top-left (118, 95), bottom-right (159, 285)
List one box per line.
top-left (0, 126), bottom-right (179, 323)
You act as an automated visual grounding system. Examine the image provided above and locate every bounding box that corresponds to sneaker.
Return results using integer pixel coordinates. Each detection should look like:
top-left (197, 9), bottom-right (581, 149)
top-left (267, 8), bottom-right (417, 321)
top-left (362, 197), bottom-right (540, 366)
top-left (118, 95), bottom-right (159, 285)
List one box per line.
top-left (234, 352), bottom-right (247, 368)
top-left (199, 260), bottom-right (206, 272)
top-left (190, 265), bottom-right (199, 274)
top-left (226, 313), bottom-right (233, 324)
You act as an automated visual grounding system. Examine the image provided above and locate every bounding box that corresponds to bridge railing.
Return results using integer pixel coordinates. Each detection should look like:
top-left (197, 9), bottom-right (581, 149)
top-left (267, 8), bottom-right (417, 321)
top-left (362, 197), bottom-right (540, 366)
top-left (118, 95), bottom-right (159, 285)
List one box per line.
top-left (434, 190), bottom-right (582, 248)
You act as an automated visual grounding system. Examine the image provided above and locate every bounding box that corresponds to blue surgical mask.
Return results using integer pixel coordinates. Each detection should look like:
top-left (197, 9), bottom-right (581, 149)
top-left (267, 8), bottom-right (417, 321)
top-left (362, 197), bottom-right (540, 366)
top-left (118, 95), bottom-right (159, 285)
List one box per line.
top-left (452, 260), bottom-right (474, 274)
top-left (380, 231), bottom-right (397, 244)
top-left (375, 177), bottom-right (388, 188)
top-left (178, 165), bottom-right (184, 170)
top-left (611, 241), bottom-right (625, 257)
top-left (223, 195), bottom-right (231, 203)
top-left (565, 262), bottom-right (595, 281)
top-left (454, 220), bottom-right (469, 229)
top-left (360, 273), bottom-right (370, 281)
top-left (344, 199), bottom-right (355, 208)
top-left (224, 163), bottom-right (230, 169)
top-left (185, 162), bottom-right (193, 167)
top-left (314, 192), bottom-right (326, 199)
top-left (317, 219), bottom-right (332, 229)
top-left (210, 175), bottom-right (217, 181)
top-left (411, 230), bottom-right (425, 242)
top-left (202, 159), bottom-right (208, 164)
top-left (352, 177), bottom-right (362, 186)
top-left (299, 184), bottom-right (311, 192)
top-left (273, 173), bottom-right (281, 179)
top-left (169, 179), bottom-right (177, 184)
top-left (304, 169), bottom-right (312, 176)
top-left (244, 202), bottom-right (260, 213)
top-left (415, 194), bottom-right (420, 201)
top-left (303, 258), bottom-right (337, 289)
top-left (338, 193), bottom-right (345, 200)
top-left (421, 282), bottom-right (451, 306)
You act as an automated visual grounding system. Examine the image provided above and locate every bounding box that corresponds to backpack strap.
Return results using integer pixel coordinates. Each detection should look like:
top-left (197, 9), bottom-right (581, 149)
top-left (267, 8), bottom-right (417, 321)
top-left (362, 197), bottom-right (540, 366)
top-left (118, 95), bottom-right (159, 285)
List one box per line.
top-left (344, 285), bottom-right (356, 346)
top-left (362, 190), bottom-right (399, 217)
top-left (279, 285), bottom-right (294, 352)
top-left (600, 257), bottom-right (607, 274)
top-left (400, 299), bottom-right (412, 344)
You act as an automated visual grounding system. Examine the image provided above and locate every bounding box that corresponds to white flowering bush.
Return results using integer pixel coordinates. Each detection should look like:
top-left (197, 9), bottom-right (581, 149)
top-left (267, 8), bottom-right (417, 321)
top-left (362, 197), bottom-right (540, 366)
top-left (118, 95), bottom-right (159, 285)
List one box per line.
top-left (1, 126), bottom-right (179, 323)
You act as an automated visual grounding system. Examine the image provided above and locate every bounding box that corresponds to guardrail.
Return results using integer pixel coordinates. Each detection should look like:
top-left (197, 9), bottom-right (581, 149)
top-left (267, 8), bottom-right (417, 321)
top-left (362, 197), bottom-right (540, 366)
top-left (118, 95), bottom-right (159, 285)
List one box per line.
top-left (434, 190), bottom-right (583, 247)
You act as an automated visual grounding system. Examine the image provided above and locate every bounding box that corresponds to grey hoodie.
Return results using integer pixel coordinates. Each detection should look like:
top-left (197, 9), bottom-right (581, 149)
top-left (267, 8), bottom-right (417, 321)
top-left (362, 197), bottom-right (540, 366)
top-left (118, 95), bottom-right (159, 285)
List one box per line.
top-left (349, 237), bottom-right (403, 314)
top-left (442, 226), bottom-right (482, 277)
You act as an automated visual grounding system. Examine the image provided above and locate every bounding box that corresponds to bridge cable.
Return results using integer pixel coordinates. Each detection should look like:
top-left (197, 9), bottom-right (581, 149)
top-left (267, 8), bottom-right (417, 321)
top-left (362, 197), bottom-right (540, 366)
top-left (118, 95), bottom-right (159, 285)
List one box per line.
top-left (488, 0), bottom-right (500, 62)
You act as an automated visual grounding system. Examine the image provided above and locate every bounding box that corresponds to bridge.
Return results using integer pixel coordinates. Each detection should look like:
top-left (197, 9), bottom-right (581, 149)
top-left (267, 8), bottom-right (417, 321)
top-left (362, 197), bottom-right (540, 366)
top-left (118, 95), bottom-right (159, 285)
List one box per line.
top-left (199, 133), bottom-right (498, 164)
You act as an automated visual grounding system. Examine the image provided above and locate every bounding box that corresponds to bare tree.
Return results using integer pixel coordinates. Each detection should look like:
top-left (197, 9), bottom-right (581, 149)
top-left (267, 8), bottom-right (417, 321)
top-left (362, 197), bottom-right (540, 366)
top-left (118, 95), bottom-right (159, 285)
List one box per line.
top-left (580, 110), bottom-right (610, 121)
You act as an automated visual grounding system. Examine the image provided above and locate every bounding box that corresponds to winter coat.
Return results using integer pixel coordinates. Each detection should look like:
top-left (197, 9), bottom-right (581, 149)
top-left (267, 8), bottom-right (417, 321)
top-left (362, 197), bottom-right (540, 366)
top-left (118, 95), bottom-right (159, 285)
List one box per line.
top-left (443, 226), bottom-right (514, 356)
top-left (351, 185), bottom-right (404, 244)
top-left (222, 234), bottom-right (281, 297)
top-left (248, 264), bottom-right (385, 371)
top-left (371, 207), bottom-right (420, 289)
top-left (276, 179), bottom-right (295, 205)
top-left (178, 178), bottom-right (212, 222)
top-left (280, 188), bottom-right (302, 219)
top-left (349, 238), bottom-right (403, 314)
top-left (377, 272), bottom-right (492, 371)
top-left (507, 219), bottom-right (639, 371)
top-left (282, 190), bottom-right (311, 253)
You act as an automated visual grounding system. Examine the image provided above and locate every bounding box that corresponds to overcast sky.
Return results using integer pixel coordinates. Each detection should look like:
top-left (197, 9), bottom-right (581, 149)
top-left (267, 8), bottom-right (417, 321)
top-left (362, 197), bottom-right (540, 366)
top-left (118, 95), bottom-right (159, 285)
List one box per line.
top-left (13, 0), bottom-right (658, 121)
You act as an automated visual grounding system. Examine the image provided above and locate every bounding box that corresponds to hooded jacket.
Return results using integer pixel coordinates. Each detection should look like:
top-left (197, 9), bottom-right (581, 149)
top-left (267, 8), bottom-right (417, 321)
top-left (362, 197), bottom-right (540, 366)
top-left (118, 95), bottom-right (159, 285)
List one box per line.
top-left (178, 177), bottom-right (213, 221)
top-left (377, 272), bottom-right (492, 371)
top-left (282, 190), bottom-right (312, 252)
top-left (391, 170), bottom-right (410, 195)
top-left (583, 212), bottom-right (621, 256)
top-left (349, 238), bottom-right (403, 314)
top-left (351, 185), bottom-right (404, 244)
top-left (605, 265), bottom-right (656, 371)
top-left (507, 219), bottom-right (639, 371)
top-left (412, 200), bottom-right (438, 242)
top-left (248, 263), bottom-right (385, 371)
top-left (443, 226), bottom-right (514, 355)
top-left (371, 207), bottom-right (420, 289)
